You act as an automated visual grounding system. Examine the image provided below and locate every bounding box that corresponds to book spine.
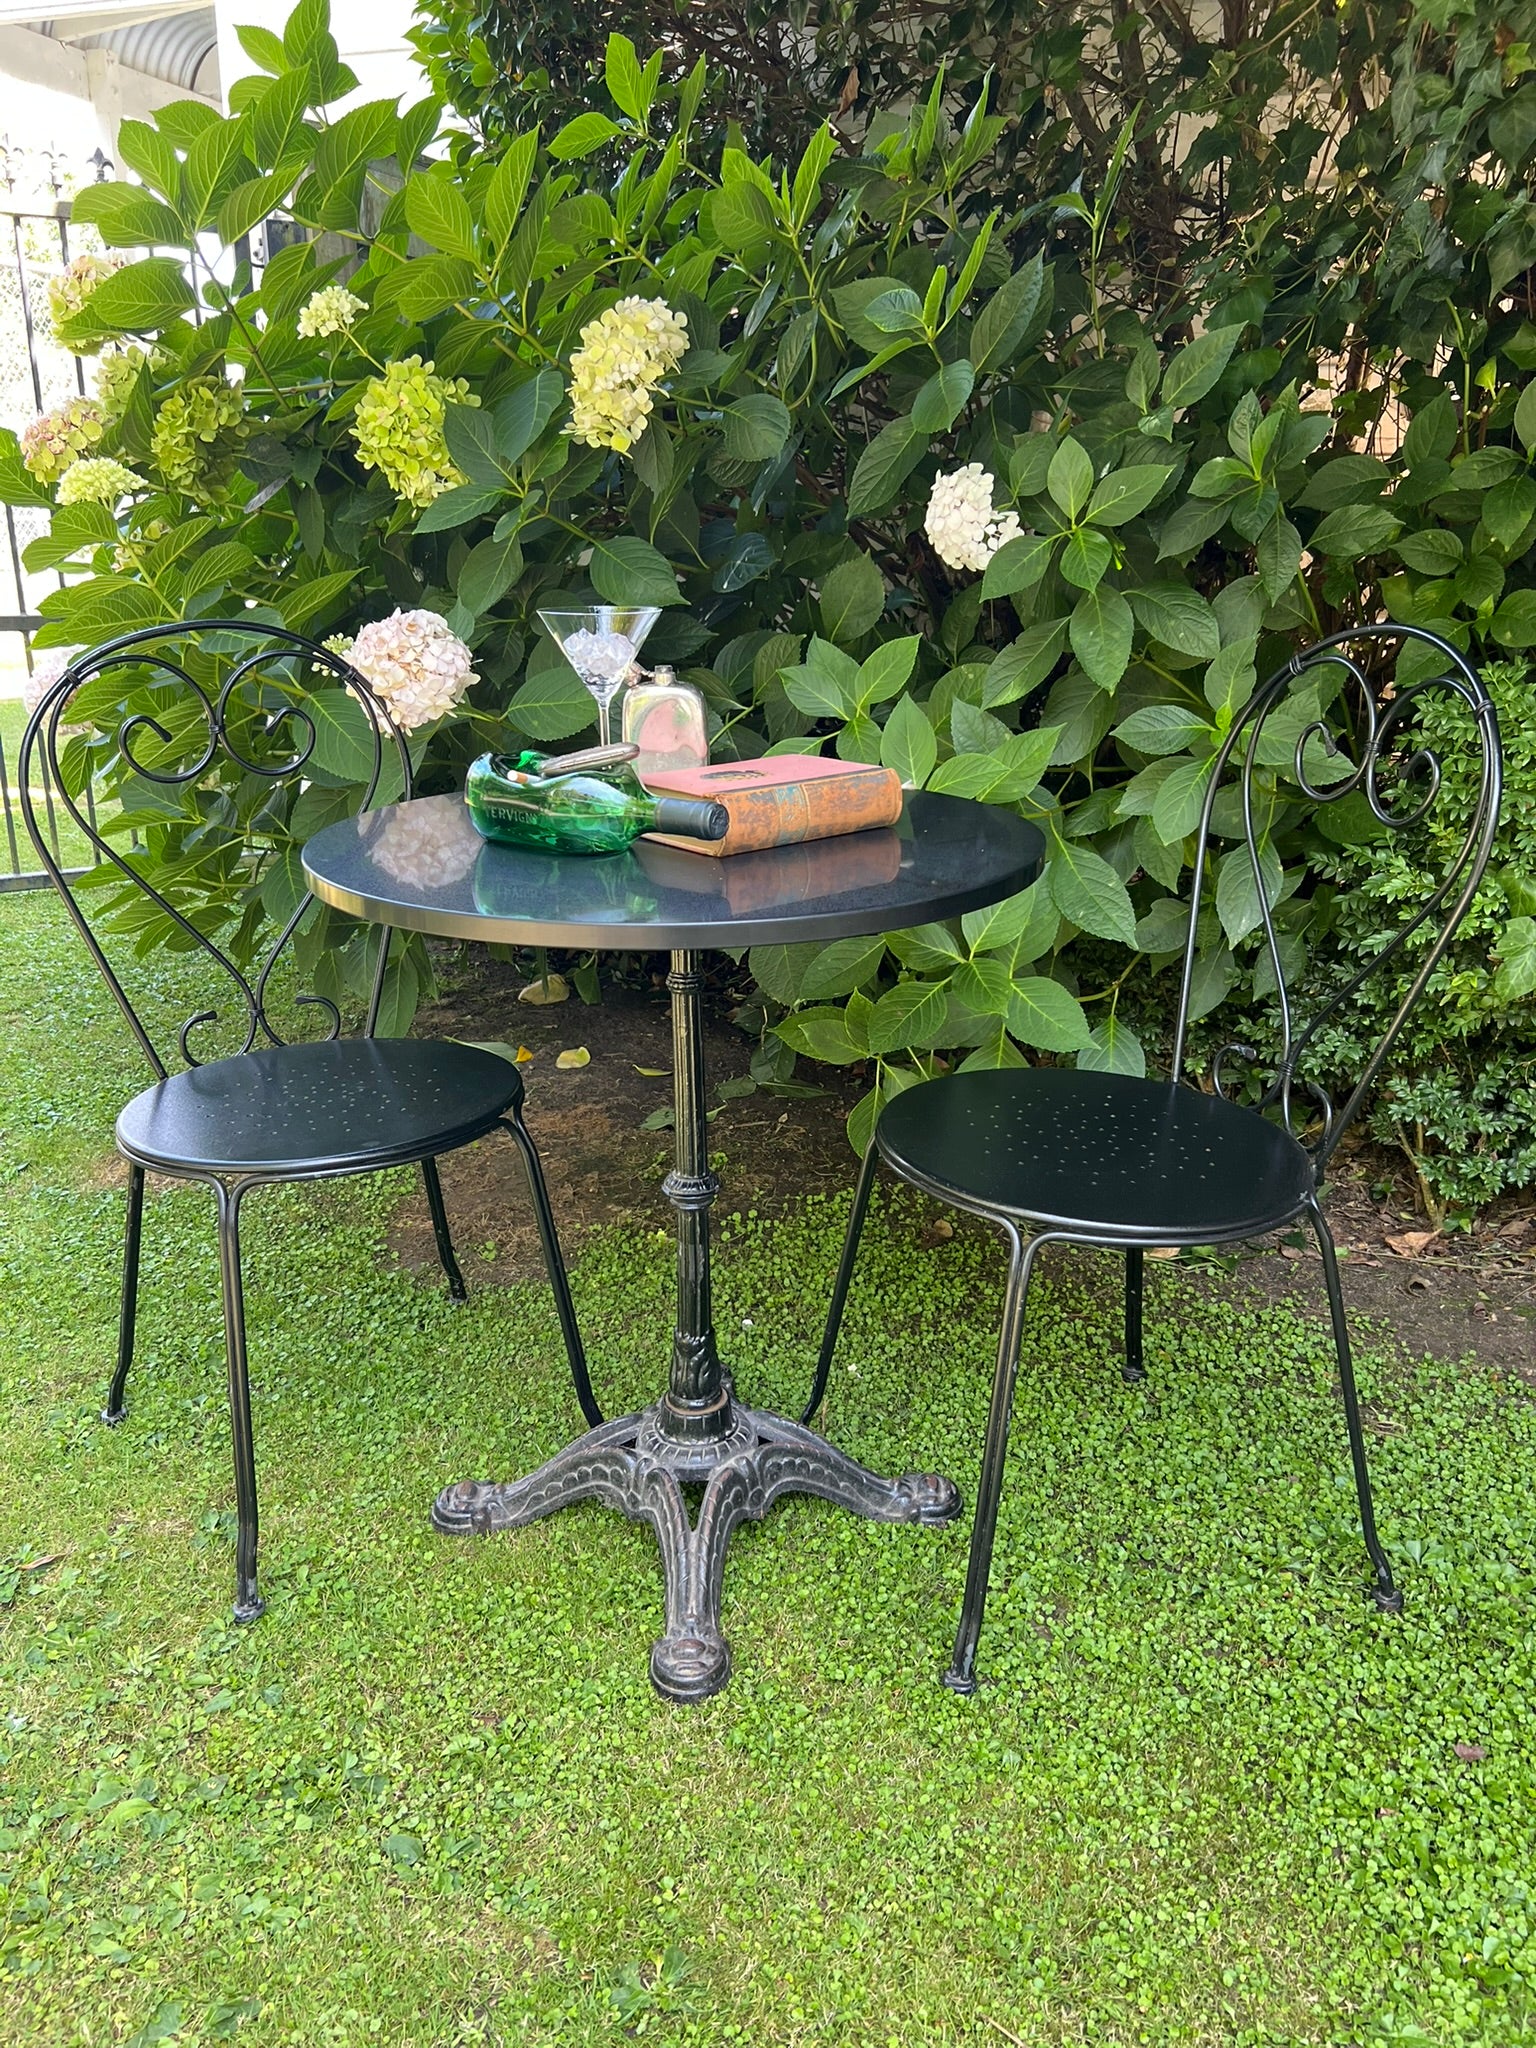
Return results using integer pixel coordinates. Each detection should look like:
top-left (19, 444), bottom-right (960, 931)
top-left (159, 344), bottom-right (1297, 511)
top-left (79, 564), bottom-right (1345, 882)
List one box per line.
top-left (644, 772), bottom-right (903, 856)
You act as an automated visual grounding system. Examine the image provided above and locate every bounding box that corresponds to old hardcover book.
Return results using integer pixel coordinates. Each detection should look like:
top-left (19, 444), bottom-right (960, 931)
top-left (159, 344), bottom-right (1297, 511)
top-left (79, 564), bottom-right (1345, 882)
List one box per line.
top-left (641, 754), bottom-right (904, 856)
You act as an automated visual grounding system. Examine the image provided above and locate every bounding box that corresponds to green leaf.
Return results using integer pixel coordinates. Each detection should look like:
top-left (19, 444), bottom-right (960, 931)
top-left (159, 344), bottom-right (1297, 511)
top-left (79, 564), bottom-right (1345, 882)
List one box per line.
top-left (458, 534), bottom-right (523, 615)
top-left (415, 484), bottom-right (506, 533)
top-left (777, 1005), bottom-right (866, 1063)
top-left (70, 182), bottom-right (186, 248)
top-left (980, 532), bottom-right (1056, 599)
top-left (1215, 840), bottom-right (1283, 947)
top-left (1047, 437), bottom-right (1094, 519)
top-left (549, 112), bottom-right (622, 160)
top-left (116, 118), bottom-right (185, 200)
top-left (402, 171), bottom-right (477, 260)
top-left (962, 882), bottom-right (1051, 955)
top-left (855, 636), bottom-right (920, 708)
top-left (1309, 504), bottom-right (1402, 556)
top-left (0, 428), bottom-right (53, 508)
top-left (484, 131), bottom-right (539, 251)
top-left (1005, 976), bottom-right (1092, 1052)
top-left (1127, 583), bottom-right (1219, 659)
top-left (799, 935), bottom-right (886, 1000)
top-left (983, 619), bottom-right (1070, 705)
top-left (819, 552), bottom-right (885, 642)
top-left (1482, 476), bottom-right (1536, 550)
top-left (493, 368), bottom-right (565, 465)
top-left (847, 416), bottom-right (925, 518)
top-left (781, 637), bottom-right (860, 719)
top-left (749, 942), bottom-right (819, 1002)
top-left (589, 535), bottom-right (682, 607)
top-left (1396, 528), bottom-right (1464, 575)
top-left (283, 569), bottom-right (357, 632)
top-left (1449, 447), bottom-right (1522, 491)
top-left (184, 117), bottom-right (257, 229)
top-left (1161, 324), bottom-right (1242, 410)
top-left (1151, 756), bottom-right (1214, 843)
top-left (704, 180), bottom-right (777, 251)
top-left (64, 256), bottom-right (195, 336)
top-left (1517, 381), bottom-right (1536, 454)
top-left (1492, 589), bottom-right (1536, 648)
top-left (1045, 836), bottom-right (1137, 947)
top-left (604, 31), bottom-right (649, 120)
top-left (508, 665), bottom-right (597, 743)
top-left (862, 286), bottom-right (926, 335)
top-left (1085, 463), bottom-right (1172, 526)
top-left (880, 693), bottom-right (936, 787)
top-left (723, 394), bottom-right (791, 462)
top-left (237, 22), bottom-right (288, 71)
top-left (1114, 704), bottom-right (1212, 755)
top-left (1069, 586), bottom-right (1133, 691)
top-left (1257, 516), bottom-right (1302, 601)
top-left (1078, 1016), bottom-right (1146, 1075)
top-left (866, 981), bottom-right (949, 1055)
top-left (1297, 454), bottom-right (1390, 510)
top-left (308, 687), bottom-right (382, 784)
top-left (1203, 637), bottom-right (1257, 721)
top-left (1493, 916), bottom-right (1536, 1000)
top-left (971, 256), bottom-right (1048, 375)
top-left (910, 360), bottom-right (975, 433)
top-left (886, 923), bottom-right (964, 970)
top-left (928, 728), bottom-right (1056, 803)
top-left (1060, 528), bottom-right (1113, 591)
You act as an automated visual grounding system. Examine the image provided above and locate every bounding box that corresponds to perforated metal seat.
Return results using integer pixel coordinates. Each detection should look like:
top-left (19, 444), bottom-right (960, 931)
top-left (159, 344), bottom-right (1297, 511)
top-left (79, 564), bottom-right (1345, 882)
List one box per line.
top-left (875, 1067), bottom-right (1313, 1241)
top-left (21, 621), bottom-right (600, 1630)
top-left (808, 624), bottom-right (1503, 1695)
top-left (117, 1038), bottom-right (523, 1179)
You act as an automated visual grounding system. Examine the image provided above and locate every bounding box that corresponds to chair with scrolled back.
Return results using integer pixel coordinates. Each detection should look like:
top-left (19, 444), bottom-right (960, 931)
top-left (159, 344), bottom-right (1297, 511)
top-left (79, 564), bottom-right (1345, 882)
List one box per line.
top-left (20, 620), bottom-right (601, 1625)
top-left (808, 623), bottom-right (1503, 1693)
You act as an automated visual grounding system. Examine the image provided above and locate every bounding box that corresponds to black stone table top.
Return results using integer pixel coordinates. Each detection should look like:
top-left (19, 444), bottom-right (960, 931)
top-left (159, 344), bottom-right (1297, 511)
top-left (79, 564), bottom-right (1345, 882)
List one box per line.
top-left (302, 790), bottom-right (1045, 951)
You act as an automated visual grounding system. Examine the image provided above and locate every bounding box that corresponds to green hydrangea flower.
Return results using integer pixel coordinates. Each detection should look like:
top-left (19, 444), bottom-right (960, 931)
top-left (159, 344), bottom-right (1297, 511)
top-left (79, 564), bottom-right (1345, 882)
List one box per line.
top-left (94, 344), bottom-right (160, 427)
top-left (352, 356), bottom-right (474, 508)
top-left (150, 376), bottom-right (246, 498)
top-left (57, 457), bottom-right (147, 506)
top-left (20, 398), bottom-right (106, 485)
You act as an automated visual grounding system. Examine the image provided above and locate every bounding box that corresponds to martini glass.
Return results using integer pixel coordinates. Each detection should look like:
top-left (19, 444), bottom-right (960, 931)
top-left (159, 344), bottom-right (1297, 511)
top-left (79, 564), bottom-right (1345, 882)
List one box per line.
top-left (537, 605), bottom-right (662, 747)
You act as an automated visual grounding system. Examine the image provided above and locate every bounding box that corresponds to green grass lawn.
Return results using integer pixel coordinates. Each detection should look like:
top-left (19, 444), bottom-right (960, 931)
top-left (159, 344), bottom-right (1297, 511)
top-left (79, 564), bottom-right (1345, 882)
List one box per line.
top-left (2, 886), bottom-right (1534, 2046)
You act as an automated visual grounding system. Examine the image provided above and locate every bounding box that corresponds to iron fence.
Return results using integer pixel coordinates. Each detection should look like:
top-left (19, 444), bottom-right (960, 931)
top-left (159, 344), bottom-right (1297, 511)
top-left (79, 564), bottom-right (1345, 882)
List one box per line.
top-left (2, 142), bottom-right (112, 888)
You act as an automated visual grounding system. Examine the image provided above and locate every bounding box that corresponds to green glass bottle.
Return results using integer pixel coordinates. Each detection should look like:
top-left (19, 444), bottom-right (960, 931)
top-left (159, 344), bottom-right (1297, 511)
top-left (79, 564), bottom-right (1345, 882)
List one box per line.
top-left (465, 743), bottom-right (729, 857)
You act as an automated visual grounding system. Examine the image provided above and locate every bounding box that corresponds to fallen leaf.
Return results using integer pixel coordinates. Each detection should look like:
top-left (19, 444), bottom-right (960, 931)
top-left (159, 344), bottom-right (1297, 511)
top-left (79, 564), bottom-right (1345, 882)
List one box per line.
top-left (1148, 1245), bottom-right (1180, 1260)
top-left (518, 973), bottom-right (569, 1006)
top-left (515, 1045), bottom-right (535, 1063)
top-left (1385, 1229), bottom-right (1436, 1257)
top-left (455, 1037), bottom-right (532, 1065)
top-left (632, 1066), bottom-right (670, 1077)
top-left (1454, 1742), bottom-right (1487, 1762)
top-left (555, 1047), bottom-right (591, 1070)
top-left (919, 1218), bottom-right (955, 1248)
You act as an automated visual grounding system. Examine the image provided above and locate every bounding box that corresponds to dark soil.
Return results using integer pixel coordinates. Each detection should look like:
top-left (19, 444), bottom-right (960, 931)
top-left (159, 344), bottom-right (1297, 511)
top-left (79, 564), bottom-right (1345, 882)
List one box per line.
top-left (393, 943), bottom-right (1536, 1375)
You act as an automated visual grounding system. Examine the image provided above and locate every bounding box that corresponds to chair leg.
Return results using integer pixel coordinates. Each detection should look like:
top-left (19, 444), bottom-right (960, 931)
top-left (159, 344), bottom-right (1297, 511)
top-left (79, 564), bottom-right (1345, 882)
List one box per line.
top-left (420, 1158), bottom-right (468, 1303)
top-left (214, 1181), bottom-right (263, 1625)
top-left (1123, 1245), bottom-right (1146, 1383)
top-left (1305, 1199), bottom-right (1402, 1614)
top-left (944, 1227), bottom-right (1052, 1696)
top-left (103, 1163), bottom-right (145, 1424)
top-left (500, 1112), bottom-right (602, 1429)
top-left (802, 1137), bottom-right (880, 1426)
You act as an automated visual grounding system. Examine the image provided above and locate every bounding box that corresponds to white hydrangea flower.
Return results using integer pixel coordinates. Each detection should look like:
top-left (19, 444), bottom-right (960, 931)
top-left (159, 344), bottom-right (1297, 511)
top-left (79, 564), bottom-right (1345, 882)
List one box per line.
top-left (924, 463), bottom-right (1022, 574)
top-left (298, 284), bottom-right (367, 339)
top-left (346, 609), bottom-right (478, 731)
top-left (366, 800), bottom-right (481, 889)
top-left (568, 296), bottom-right (690, 453)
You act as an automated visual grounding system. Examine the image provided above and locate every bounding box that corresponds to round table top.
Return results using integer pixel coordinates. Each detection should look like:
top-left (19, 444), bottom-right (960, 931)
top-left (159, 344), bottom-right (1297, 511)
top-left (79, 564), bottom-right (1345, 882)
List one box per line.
top-left (301, 790), bottom-right (1044, 952)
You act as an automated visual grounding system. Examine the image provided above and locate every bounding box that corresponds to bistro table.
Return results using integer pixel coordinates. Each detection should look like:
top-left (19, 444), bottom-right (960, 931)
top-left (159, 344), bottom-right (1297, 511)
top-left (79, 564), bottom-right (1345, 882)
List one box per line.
top-left (304, 789), bottom-right (1043, 1700)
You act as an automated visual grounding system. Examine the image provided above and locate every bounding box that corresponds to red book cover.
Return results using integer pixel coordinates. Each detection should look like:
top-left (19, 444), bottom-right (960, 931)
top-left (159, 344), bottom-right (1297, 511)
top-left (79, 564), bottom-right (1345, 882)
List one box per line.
top-left (642, 754), bottom-right (904, 856)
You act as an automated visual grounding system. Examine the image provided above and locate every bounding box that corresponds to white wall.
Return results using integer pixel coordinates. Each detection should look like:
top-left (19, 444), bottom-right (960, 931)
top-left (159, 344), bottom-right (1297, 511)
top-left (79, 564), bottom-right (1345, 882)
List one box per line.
top-left (213, 0), bottom-right (420, 112)
top-left (0, 21), bottom-right (217, 158)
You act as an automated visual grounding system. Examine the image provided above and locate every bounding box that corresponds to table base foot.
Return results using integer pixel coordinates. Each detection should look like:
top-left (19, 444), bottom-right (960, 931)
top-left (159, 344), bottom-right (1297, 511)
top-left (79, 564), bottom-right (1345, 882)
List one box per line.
top-left (432, 1404), bottom-right (960, 1701)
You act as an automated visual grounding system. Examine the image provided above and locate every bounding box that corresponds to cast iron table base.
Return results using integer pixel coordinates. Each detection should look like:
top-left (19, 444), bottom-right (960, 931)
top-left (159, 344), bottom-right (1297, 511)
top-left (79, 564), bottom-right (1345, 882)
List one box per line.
top-left (430, 952), bottom-right (961, 1702)
top-left (432, 1398), bottom-right (958, 1702)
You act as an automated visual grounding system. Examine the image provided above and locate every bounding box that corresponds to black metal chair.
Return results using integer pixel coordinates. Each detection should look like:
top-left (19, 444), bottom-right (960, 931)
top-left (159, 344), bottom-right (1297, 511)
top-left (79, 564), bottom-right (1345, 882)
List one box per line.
top-left (808, 624), bottom-right (1502, 1693)
top-left (21, 621), bottom-right (601, 1625)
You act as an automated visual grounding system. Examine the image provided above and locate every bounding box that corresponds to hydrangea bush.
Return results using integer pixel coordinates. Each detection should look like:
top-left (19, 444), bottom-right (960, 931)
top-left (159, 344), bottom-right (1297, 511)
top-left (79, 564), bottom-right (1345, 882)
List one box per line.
top-left (2, 1), bottom-right (1533, 1201)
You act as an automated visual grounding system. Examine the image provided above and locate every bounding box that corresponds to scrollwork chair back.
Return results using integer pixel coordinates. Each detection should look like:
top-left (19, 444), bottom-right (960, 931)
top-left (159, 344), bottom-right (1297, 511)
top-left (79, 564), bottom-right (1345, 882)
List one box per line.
top-left (1169, 622), bottom-right (1502, 1168)
top-left (18, 619), bottom-right (411, 1078)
